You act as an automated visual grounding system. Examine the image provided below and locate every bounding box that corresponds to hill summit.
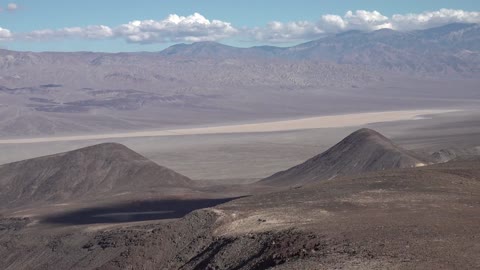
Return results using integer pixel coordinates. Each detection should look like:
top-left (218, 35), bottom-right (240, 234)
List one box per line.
top-left (0, 143), bottom-right (193, 208)
top-left (261, 128), bottom-right (427, 186)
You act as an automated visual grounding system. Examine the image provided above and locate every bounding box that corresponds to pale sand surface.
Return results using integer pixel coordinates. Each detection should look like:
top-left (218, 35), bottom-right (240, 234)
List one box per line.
top-left (0, 109), bottom-right (456, 144)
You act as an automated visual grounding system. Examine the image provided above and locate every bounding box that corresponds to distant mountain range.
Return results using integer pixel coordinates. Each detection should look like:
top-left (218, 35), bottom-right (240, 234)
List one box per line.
top-left (160, 23), bottom-right (480, 74)
top-left (2, 23), bottom-right (479, 76)
top-left (0, 23), bottom-right (479, 137)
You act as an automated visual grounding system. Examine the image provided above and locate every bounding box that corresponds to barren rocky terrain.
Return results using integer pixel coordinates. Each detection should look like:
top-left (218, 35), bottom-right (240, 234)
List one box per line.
top-left (0, 128), bottom-right (480, 269)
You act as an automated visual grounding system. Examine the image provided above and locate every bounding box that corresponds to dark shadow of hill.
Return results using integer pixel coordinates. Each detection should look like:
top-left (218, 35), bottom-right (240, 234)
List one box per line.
top-left (42, 197), bottom-right (243, 225)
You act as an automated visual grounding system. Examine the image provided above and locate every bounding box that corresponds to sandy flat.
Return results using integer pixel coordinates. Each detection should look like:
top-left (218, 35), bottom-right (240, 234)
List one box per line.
top-left (0, 109), bottom-right (456, 144)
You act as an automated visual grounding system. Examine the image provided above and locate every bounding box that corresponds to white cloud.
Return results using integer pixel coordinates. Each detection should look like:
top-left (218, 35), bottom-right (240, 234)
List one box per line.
top-left (2, 9), bottom-right (480, 45)
top-left (251, 9), bottom-right (480, 43)
top-left (0, 27), bottom-right (12, 40)
top-left (7, 3), bottom-right (18, 11)
top-left (319, 14), bottom-right (347, 32)
top-left (14, 13), bottom-right (237, 44)
top-left (251, 10), bottom-right (394, 42)
top-left (115, 13), bottom-right (237, 43)
top-left (391, 9), bottom-right (480, 30)
top-left (23, 25), bottom-right (114, 40)
top-left (249, 21), bottom-right (323, 43)
top-left (343, 10), bottom-right (391, 30)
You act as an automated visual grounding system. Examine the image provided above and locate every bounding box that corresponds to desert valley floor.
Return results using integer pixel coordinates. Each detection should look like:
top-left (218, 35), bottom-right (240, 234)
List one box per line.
top-left (1, 107), bottom-right (480, 269)
top-left (1, 108), bottom-right (479, 181)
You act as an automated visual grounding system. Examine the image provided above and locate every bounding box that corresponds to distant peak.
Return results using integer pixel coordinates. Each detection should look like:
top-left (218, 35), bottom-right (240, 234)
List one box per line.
top-left (175, 41), bottom-right (228, 48)
top-left (191, 41), bottom-right (222, 45)
top-left (76, 142), bottom-right (127, 150)
top-left (375, 28), bottom-right (396, 32)
top-left (439, 22), bottom-right (476, 29)
top-left (335, 30), bottom-right (364, 37)
top-left (372, 28), bottom-right (399, 36)
top-left (187, 41), bottom-right (236, 49)
top-left (336, 128), bottom-right (396, 149)
top-left (348, 128), bottom-right (386, 139)
top-left (64, 142), bottom-right (140, 157)
top-left (420, 22), bottom-right (478, 35)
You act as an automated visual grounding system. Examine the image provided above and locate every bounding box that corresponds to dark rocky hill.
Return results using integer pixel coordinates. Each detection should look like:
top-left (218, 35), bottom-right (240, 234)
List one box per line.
top-left (261, 128), bottom-right (427, 186)
top-left (0, 143), bottom-right (193, 208)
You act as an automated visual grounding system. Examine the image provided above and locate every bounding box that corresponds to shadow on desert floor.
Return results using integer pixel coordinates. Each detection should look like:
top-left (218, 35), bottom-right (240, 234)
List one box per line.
top-left (42, 197), bottom-right (242, 225)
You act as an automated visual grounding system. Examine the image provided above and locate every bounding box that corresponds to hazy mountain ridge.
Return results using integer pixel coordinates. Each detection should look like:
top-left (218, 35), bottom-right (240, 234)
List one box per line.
top-left (159, 23), bottom-right (480, 74)
top-left (1, 24), bottom-right (477, 95)
top-left (283, 23), bottom-right (480, 73)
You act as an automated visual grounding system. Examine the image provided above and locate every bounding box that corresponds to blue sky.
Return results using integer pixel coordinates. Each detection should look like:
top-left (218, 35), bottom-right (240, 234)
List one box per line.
top-left (1, 0), bottom-right (479, 52)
